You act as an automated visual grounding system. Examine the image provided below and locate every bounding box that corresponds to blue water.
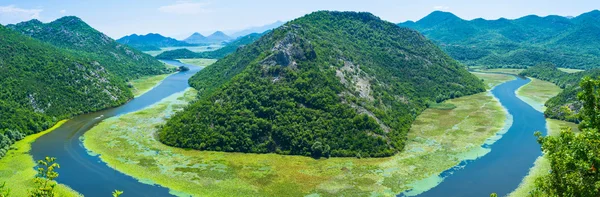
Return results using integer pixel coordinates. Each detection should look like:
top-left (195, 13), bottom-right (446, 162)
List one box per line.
top-left (30, 60), bottom-right (200, 197)
top-left (405, 76), bottom-right (546, 197)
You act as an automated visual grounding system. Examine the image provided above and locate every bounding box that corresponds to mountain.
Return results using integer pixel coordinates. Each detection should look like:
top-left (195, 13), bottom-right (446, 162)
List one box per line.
top-left (8, 16), bottom-right (170, 79)
top-left (521, 63), bottom-right (600, 122)
top-left (0, 24), bottom-right (131, 158)
top-left (398, 10), bottom-right (600, 69)
top-left (156, 32), bottom-right (264, 59)
top-left (158, 11), bottom-right (485, 158)
top-left (183, 32), bottom-right (208, 44)
top-left (184, 31), bottom-right (232, 44)
top-left (229, 21), bottom-right (285, 38)
top-left (116, 33), bottom-right (195, 51)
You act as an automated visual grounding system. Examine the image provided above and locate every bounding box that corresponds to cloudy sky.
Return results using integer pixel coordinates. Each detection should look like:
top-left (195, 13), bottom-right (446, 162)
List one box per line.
top-left (1, 0), bottom-right (599, 39)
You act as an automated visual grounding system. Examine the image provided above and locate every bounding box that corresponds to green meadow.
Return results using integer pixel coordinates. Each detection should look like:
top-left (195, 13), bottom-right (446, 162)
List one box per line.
top-left (472, 68), bottom-right (525, 75)
top-left (130, 74), bottom-right (173, 97)
top-left (516, 78), bottom-right (562, 112)
top-left (82, 73), bottom-right (512, 196)
top-left (557, 67), bottom-right (585, 73)
top-left (177, 58), bottom-right (218, 67)
top-left (471, 72), bottom-right (516, 89)
top-left (0, 120), bottom-right (81, 197)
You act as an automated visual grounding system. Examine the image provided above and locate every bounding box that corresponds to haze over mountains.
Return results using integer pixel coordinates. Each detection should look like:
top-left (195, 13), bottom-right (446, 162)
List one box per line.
top-left (229, 20), bottom-right (285, 38)
top-left (158, 11), bottom-right (485, 158)
top-left (399, 10), bottom-right (600, 69)
top-left (184, 31), bottom-right (232, 44)
top-left (116, 33), bottom-right (195, 51)
top-left (156, 32), bottom-right (264, 59)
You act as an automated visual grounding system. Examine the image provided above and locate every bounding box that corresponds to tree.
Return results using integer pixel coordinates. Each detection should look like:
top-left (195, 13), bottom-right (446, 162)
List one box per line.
top-left (29, 157), bottom-right (59, 197)
top-left (112, 190), bottom-right (123, 197)
top-left (0, 182), bottom-right (10, 197)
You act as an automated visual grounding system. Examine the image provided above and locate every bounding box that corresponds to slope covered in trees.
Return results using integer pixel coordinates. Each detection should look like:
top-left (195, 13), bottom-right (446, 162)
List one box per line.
top-left (7, 16), bottom-right (170, 79)
top-left (0, 24), bottom-right (131, 158)
top-left (159, 11), bottom-right (485, 158)
top-left (156, 33), bottom-right (263, 59)
top-left (116, 33), bottom-right (195, 51)
top-left (399, 10), bottom-right (600, 69)
top-left (521, 63), bottom-right (600, 122)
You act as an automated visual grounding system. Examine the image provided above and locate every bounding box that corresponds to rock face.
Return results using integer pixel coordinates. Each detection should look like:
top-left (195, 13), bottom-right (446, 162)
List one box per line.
top-left (159, 11), bottom-right (485, 158)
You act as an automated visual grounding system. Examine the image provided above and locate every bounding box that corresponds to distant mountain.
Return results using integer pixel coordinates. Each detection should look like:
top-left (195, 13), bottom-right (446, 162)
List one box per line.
top-left (116, 33), bottom-right (195, 51)
top-left (158, 11), bottom-right (485, 158)
top-left (8, 16), bottom-right (169, 79)
top-left (0, 24), bottom-right (132, 158)
top-left (184, 31), bottom-right (232, 44)
top-left (229, 21), bottom-right (285, 38)
top-left (157, 32), bottom-right (264, 59)
top-left (398, 10), bottom-right (600, 69)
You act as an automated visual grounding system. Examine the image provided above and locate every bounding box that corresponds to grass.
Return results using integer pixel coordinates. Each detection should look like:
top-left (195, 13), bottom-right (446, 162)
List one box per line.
top-left (516, 78), bottom-right (562, 112)
top-left (177, 58), bottom-right (218, 67)
top-left (130, 74), bottom-right (172, 97)
top-left (471, 72), bottom-right (516, 89)
top-left (143, 45), bottom-right (223, 57)
top-left (83, 79), bottom-right (509, 197)
top-left (557, 68), bottom-right (585, 73)
top-left (472, 68), bottom-right (525, 75)
top-left (0, 120), bottom-right (81, 197)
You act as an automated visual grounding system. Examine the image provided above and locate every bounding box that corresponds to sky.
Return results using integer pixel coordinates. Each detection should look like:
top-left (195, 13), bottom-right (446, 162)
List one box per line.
top-left (1, 0), bottom-right (599, 39)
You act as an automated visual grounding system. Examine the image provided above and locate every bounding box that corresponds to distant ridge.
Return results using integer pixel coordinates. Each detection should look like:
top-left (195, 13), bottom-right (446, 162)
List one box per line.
top-left (229, 20), bottom-right (285, 38)
top-left (184, 31), bottom-right (232, 44)
top-left (398, 10), bottom-right (600, 69)
top-left (116, 33), bottom-right (195, 51)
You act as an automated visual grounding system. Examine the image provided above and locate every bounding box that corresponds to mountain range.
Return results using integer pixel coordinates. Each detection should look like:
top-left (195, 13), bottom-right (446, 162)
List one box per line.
top-left (116, 33), bottom-right (195, 51)
top-left (229, 20), bottom-right (285, 38)
top-left (399, 10), bottom-right (600, 69)
top-left (183, 31), bottom-right (232, 44)
top-left (156, 32), bottom-right (264, 59)
top-left (158, 11), bottom-right (485, 158)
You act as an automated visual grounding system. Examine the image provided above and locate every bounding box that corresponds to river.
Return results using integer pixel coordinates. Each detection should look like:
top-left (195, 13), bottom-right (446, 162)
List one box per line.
top-left (407, 76), bottom-right (545, 196)
top-left (30, 70), bottom-right (542, 196)
top-left (30, 60), bottom-right (198, 197)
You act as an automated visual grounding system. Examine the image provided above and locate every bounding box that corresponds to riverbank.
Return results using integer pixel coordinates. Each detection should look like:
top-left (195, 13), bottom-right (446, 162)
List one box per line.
top-left (130, 74), bottom-right (173, 97)
top-left (177, 58), bottom-right (217, 67)
top-left (82, 73), bottom-right (513, 196)
top-left (0, 120), bottom-right (81, 197)
top-left (509, 77), bottom-right (577, 196)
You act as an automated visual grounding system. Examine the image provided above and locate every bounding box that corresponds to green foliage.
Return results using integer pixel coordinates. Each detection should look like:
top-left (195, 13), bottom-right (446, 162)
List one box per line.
top-left (111, 190), bottom-right (123, 197)
top-left (159, 11), bottom-right (485, 158)
top-left (156, 33), bottom-right (264, 59)
top-left (532, 77), bottom-right (600, 196)
top-left (521, 63), bottom-right (600, 122)
top-left (0, 24), bottom-right (136, 159)
top-left (399, 10), bottom-right (600, 69)
top-left (7, 17), bottom-right (170, 80)
top-left (0, 182), bottom-right (10, 197)
top-left (116, 33), bottom-right (196, 51)
top-left (29, 157), bottom-right (59, 197)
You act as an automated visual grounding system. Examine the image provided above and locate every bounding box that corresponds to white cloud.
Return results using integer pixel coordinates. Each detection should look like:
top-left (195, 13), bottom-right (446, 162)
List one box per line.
top-left (433, 5), bottom-right (450, 11)
top-left (0, 5), bottom-right (43, 24)
top-left (158, 1), bottom-right (210, 15)
top-left (60, 9), bottom-right (66, 14)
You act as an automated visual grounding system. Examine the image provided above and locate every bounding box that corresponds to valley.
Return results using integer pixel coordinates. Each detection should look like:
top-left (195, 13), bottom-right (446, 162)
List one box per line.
top-left (1, 3), bottom-right (599, 197)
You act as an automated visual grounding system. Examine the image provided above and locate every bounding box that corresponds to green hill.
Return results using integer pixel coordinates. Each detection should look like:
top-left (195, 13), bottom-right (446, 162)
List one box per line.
top-left (0, 24), bottom-right (131, 158)
top-left (116, 33), bottom-right (196, 51)
top-left (7, 16), bottom-right (169, 79)
top-left (521, 63), bottom-right (600, 122)
top-left (156, 32), bottom-right (263, 59)
top-left (399, 10), bottom-right (600, 69)
top-left (158, 11), bottom-right (485, 158)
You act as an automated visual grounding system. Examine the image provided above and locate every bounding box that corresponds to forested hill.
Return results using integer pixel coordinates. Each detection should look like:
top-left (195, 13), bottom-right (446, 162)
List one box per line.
top-left (521, 63), bottom-right (600, 122)
top-left (156, 33), bottom-right (263, 59)
top-left (159, 11), bottom-right (485, 158)
top-left (116, 33), bottom-right (195, 51)
top-left (399, 10), bottom-right (600, 69)
top-left (7, 16), bottom-right (169, 79)
top-left (0, 24), bottom-right (131, 158)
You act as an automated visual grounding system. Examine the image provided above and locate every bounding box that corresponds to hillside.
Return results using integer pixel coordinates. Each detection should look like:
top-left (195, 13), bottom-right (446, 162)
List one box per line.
top-left (521, 63), bottom-right (600, 122)
top-left (158, 11), bottom-right (485, 158)
top-left (156, 32), bottom-right (263, 59)
top-left (7, 16), bottom-right (169, 79)
top-left (184, 31), bottom-right (232, 44)
top-left (116, 33), bottom-right (195, 51)
top-left (0, 24), bottom-right (130, 158)
top-left (399, 10), bottom-right (600, 69)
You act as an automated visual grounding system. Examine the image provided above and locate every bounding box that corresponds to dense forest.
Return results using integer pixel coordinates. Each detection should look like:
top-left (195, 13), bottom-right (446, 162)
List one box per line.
top-left (159, 11), bottom-right (485, 158)
top-left (156, 33), bottom-right (264, 59)
top-left (7, 16), bottom-right (170, 80)
top-left (532, 77), bottom-right (600, 196)
top-left (116, 33), bottom-right (196, 51)
top-left (399, 10), bottom-right (600, 69)
top-left (521, 63), bottom-right (600, 122)
top-left (0, 24), bottom-right (132, 158)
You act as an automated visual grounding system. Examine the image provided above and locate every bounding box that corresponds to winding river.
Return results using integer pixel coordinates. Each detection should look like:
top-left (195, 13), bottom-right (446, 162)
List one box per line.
top-left (31, 60), bottom-right (197, 197)
top-left (411, 76), bottom-right (546, 197)
top-left (30, 68), bottom-right (543, 196)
